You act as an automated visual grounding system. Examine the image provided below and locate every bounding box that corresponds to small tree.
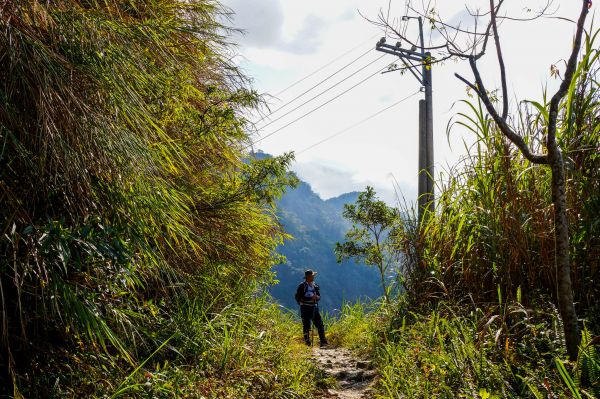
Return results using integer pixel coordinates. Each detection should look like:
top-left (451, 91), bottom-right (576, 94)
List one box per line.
top-left (374, 0), bottom-right (592, 359)
top-left (335, 186), bottom-right (400, 305)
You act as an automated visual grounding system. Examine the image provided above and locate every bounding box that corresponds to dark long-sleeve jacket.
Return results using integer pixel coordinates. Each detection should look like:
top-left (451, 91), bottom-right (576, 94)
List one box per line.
top-left (295, 281), bottom-right (320, 306)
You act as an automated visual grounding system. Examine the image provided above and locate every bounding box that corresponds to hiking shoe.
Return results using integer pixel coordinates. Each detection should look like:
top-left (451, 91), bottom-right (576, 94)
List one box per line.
top-left (305, 340), bottom-right (312, 346)
top-left (320, 341), bottom-right (329, 348)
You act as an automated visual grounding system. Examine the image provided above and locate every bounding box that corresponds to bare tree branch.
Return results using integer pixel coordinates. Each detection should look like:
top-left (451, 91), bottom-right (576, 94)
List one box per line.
top-left (407, 4), bottom-right (490, 36)
top-left (469, 0), bottom-right (556, 21)
top-left (382, 53), bottom-right (454, 74)
top-left (370, 0), bottom-right (562, 67)
top-left (360, 10), bottom-right (449, 51)
top-left (455, 67), bottom-right (549, 164)
top-left (472, 20), bottom-right (493, 60)
top-left (489, 0), bottom-right (509, 119)
top-left (371, 0), bottom-right (589, 167)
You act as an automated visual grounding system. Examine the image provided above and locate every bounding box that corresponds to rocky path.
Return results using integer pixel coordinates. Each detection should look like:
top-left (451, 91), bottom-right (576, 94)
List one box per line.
top-left (312, 346), bottom-right (377, 399)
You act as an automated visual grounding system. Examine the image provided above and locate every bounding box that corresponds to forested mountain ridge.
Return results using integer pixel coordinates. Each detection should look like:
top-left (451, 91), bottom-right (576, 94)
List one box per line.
top-left (270, 179), bottom-right (382, 312)
top-left (252, 151), bottom-right (383, 312)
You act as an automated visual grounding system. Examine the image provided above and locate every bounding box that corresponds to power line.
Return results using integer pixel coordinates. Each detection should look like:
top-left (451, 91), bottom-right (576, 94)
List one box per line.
top-left (258, 54), bottom-right (387, 131)
top-left (249, 61), bottom-right (395, 148)
top-left (255, 48), bottom-right (374, 125)
top-left (297, 90), bottom-right (421, 155)
top-left (273, 34), bottom-right (379, 97)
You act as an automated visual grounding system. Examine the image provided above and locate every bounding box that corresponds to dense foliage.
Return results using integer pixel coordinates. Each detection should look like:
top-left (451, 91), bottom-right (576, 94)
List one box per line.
top-left (330, 27), bottom-right (600, 399)
top-left (0, 1), bottom-right (314, 397)
top-left (330, 300), bottom-right (599, 398)
top-left (399, 29), bottom-right (600, 325)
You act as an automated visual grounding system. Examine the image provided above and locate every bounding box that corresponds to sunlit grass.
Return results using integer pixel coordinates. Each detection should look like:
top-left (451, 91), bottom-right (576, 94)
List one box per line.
top-left (328, 29), bottom-right (600, 398)
top-left (0, 0), bottom-right (299, 396)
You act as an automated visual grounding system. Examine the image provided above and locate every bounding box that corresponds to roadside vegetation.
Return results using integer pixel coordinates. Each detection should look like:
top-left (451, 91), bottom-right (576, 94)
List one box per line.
top-left (332, 23), bottom-right (600, 399)
top-left (0, 1), bottom-right (324, 397)
top-left (330, 299), bottom-right (599, 398)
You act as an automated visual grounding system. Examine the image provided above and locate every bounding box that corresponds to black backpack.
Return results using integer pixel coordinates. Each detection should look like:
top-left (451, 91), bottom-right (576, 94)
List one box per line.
top-left (294, 282), bottom-right (306, 304)
top-left (294, 281), bottom-right (319, 304)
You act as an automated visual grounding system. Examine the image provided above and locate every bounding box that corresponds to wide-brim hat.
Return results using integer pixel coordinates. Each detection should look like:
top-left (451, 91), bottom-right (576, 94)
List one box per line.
top-left (304, 269), bottom-right (317, 278)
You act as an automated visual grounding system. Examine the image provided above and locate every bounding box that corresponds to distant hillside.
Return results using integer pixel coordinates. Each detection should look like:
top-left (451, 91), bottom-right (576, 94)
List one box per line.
top-left (269, 177), bottom-right (382, 313)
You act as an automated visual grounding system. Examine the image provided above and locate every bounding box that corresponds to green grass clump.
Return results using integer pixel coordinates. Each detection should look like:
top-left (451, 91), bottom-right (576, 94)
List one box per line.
top-left (330, 303), bottom-right (600, 398)
top-left (327, 300), bottom-right (383, 355)
top-left (24, 296), bottom-right (323, 398)
top-left (331, 300), bottom-right (599, 398)
top-left (0, 1), bottom-right (305, 396)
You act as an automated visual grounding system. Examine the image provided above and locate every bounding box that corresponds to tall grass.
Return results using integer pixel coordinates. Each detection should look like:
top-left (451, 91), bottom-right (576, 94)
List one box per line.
top-left (396, 29), bottom-right (600, 326)
top-left (0, 1), bottom-right (300, 396)
top-left (333, 27), bottom-right (600, 399)
top-left (21, 293), bottom-right (322, 398)
top-left (103, 297), bottom-right (320, 399)
top-left (332, 299), bottom-right (599, 398)
top-left (327, 300), bottom-right (381, 355)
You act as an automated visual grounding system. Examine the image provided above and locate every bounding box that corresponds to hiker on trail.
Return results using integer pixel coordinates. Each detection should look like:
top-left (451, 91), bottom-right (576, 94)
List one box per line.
top-left (295, 269), bottom-right (328, 347)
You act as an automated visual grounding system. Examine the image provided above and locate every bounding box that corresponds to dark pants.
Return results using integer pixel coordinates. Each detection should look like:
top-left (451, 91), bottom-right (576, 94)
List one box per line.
top-left (300, 305), bottom-right (326, 344)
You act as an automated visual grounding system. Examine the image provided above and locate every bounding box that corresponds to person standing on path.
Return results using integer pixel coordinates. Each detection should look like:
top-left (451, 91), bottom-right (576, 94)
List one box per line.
top-left (295, 269), bottom-right (328, 347)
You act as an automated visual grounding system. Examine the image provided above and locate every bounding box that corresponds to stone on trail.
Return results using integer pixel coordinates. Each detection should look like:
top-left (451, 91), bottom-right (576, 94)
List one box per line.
top-left (312, 346), bottom-right (376, 399)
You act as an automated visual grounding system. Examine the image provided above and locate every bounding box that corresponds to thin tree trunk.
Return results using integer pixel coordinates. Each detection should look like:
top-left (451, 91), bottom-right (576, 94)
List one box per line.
top-left (548, 143), bottom-right (580, 360)
top-left (544, 0), bottom-right (589, 360)
top-left (404, 0), bottom-right (587, 359)
top-left (378, 262), bottom-right (390, 305)
top-left (375, 235), bottom-right (390, 305)
top-left (457, 0), bottom-right (589, 361)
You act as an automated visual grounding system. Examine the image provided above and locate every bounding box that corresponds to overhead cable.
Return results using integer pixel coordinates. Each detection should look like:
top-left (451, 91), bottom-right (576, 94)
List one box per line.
top-left (249, 61), bottom-right (395, 148)
top-left (258, 54), bottom-right (387, 131)
top-left (297, 90), bottom-right (421, 154)
top-left (255, 48), bottom-right (374, 125)
top-left (273, 34), bottom-right (379, 97)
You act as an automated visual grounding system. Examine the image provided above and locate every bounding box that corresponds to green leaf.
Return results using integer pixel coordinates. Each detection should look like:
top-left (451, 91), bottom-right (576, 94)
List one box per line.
top-left (555, 358), bottom-right (582, 399)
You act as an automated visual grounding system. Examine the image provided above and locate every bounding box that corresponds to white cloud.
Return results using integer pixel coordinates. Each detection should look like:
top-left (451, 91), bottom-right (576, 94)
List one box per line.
top-left (227, 0), bottom-right (594, 208)
top-left (224, 0), bottom-right (284, 48)
top-left (223, 1), bottom-right (328, 55)
top-left (291, 159), bottom-right (408, 205)
top-left (281, 15), bottom-right (327, 54)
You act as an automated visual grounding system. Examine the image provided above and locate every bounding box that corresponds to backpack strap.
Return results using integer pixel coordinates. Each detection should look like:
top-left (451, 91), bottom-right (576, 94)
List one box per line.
top-left (295, 281), bottom-right (308, 304)
top-left (297, 281), bottom-right (320, 306)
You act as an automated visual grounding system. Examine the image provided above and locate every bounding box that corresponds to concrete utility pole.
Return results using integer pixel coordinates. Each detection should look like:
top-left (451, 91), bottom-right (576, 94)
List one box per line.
top-left (375, 16), bottom-right (434, 225)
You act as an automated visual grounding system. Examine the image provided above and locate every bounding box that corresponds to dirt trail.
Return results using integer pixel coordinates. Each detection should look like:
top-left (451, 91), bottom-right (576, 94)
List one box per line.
top-left (312, 346), bottom-right (377, 399)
